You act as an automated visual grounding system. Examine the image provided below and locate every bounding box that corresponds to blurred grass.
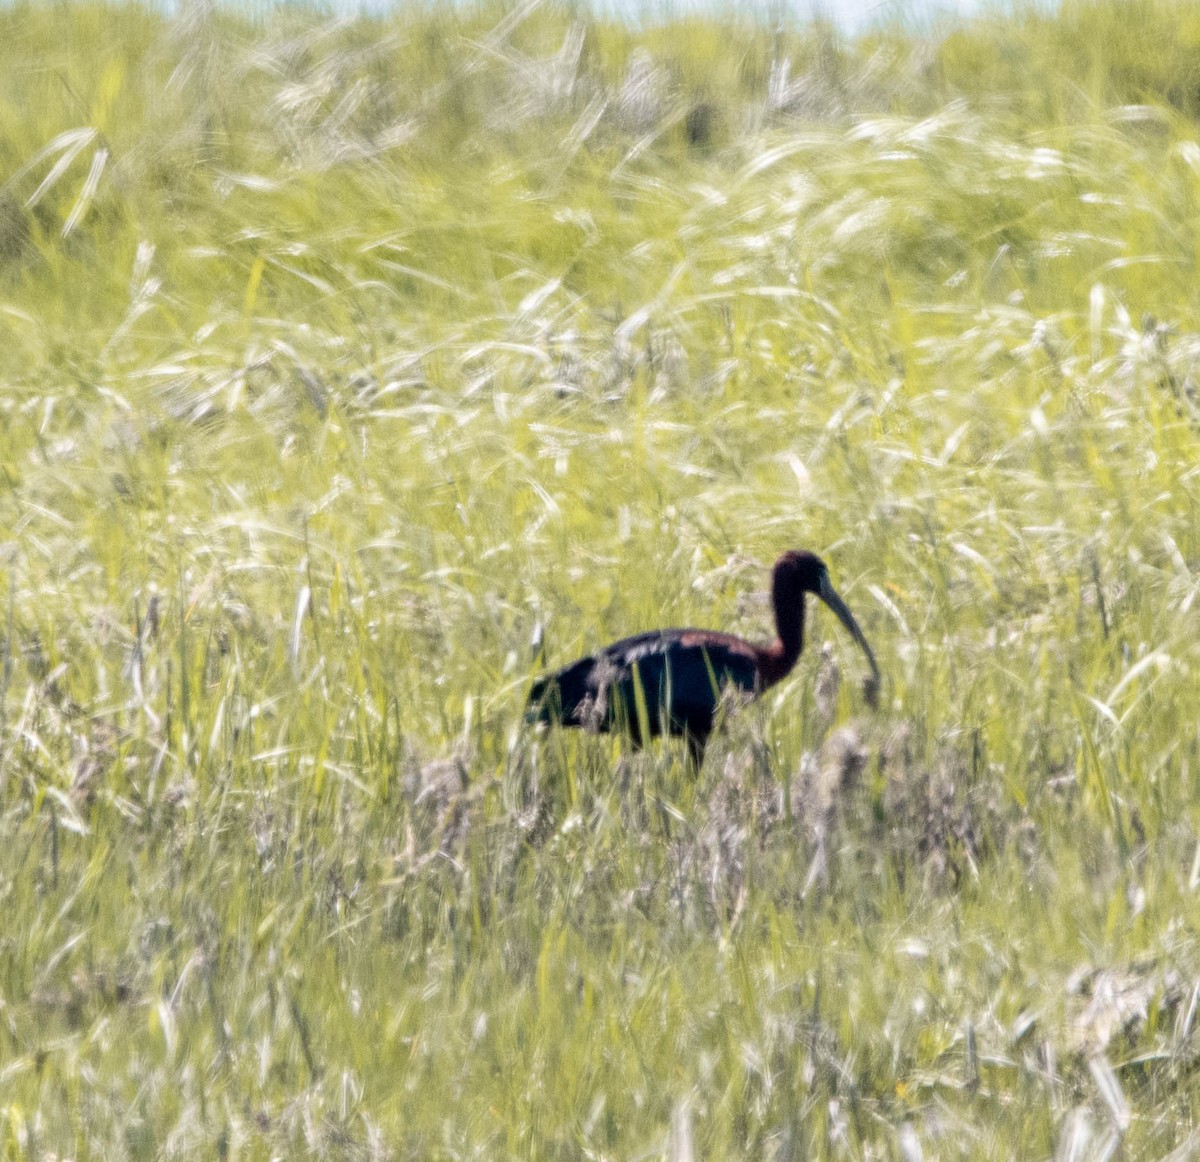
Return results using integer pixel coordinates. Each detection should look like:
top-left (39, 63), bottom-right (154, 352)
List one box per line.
top-left (3, 0), bottom-right (1200, 1156)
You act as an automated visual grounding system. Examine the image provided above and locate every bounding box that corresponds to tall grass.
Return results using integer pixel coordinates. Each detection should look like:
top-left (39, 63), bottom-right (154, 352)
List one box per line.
top-left (2, 0), bottom-right (1200, 1156)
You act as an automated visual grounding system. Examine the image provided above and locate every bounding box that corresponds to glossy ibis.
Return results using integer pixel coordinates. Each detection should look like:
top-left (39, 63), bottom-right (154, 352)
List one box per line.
top-left (527, 550), bottom-right (880, 766)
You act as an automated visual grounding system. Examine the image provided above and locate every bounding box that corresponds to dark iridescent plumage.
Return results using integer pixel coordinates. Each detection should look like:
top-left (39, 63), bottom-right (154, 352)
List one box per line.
top-left (527, 550), bottom-right (880, 766)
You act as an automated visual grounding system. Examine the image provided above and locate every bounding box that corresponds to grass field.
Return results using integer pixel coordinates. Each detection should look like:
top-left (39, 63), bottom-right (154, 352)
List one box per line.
top-left (3, 0), bottom-right (1200, 1156)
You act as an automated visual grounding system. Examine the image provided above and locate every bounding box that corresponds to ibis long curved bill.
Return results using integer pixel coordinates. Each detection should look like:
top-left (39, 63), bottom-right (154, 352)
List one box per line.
top-left (817, 572), bottom-right (881, 705)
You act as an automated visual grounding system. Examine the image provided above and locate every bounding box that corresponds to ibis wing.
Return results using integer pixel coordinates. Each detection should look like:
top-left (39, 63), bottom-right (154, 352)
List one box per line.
top-left (528, 630), bottom-right (760, 741)
top-left (598, 631), bottom-right (760, 740)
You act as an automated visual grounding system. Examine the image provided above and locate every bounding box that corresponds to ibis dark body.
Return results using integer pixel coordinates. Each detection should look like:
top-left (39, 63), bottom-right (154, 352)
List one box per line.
top-left (527, 550), bottom-right (879, 766)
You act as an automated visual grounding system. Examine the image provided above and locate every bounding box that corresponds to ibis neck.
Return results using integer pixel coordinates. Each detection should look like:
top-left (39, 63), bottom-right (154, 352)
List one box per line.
top-left (760, 591), bottom-right (805, 687)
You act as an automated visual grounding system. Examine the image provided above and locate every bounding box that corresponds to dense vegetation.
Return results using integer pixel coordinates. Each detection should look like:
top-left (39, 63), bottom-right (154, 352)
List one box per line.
top-left (3, 0), bottom-right (1200, 1155)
